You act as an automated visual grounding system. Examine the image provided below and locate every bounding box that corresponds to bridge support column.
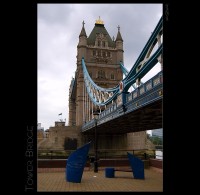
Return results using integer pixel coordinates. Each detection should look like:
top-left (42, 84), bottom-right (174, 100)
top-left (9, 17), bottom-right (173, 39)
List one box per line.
top-left (121, 91), bottom-right (129, 112)
top-left (136, 78), bottom-right (141, 87)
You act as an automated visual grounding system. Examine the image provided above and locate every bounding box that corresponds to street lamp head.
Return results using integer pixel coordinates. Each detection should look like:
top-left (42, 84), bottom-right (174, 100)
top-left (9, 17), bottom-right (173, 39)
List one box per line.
top-left (93, 110), bottom-right (99, 120)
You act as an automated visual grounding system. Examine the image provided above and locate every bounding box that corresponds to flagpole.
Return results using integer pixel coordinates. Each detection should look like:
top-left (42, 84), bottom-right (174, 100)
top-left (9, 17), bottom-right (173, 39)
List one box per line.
top-left (58, 113), bottom-right (62, 121)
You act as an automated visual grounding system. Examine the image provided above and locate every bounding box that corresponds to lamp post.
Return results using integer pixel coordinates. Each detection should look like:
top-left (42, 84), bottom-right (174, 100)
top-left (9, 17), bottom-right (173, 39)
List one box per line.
top-left (93, 110), bottom-right (99, 173)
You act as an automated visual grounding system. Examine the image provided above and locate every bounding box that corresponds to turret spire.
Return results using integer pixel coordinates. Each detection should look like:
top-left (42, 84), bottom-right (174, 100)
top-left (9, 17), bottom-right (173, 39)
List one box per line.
top-left (117, 25), bottom-right (120, 32)
top-left (79, 20), bottom-right (87, 37)
top-left (116, 25), bottom-right (123, 41)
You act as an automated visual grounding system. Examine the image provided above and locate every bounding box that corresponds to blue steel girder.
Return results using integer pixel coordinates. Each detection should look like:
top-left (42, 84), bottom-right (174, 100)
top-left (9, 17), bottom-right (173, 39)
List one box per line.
top-left (123, 43), bottom-right (162, 92)
top-left (120, 62), bottom-right (143, 89)
top-left (82, 58), bottom-right (119, 92)
top-left (125, 16), bottom-right (163, 81)
top-left (120, 62), bottom-right (129, 77)
top-left (82, 70), bottom-right (163, 133)
top-left (82, 83), bottom-right (162, 133)
top-left (82, 58), bottom-right (120, 106)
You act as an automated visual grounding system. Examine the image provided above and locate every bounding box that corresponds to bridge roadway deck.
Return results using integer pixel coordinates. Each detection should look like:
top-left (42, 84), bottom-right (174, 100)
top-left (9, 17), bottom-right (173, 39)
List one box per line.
top-left (37, 167), bottom-right (162, 192)
top-left (83, 98), bottom-right (162, 135)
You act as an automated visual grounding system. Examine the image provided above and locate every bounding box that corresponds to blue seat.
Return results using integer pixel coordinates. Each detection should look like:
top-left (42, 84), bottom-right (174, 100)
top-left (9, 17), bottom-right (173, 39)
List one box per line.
top-left (66, 142), bottom-right (91, 183)
top-left (105, 167), bottom-right (115, 178)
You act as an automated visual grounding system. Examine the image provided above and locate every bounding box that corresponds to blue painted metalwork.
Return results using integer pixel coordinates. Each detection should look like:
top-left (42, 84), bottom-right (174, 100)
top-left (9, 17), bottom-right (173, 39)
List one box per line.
top-left (125, 16), bottom-right (163, 81)
top-left (66, 142), bottom-right (91, 183)
top-left (82, 71), bottom-right (162, 132)
top-left (120, 62), bottom-right (143, 89)
top-left (123, 44), bottom-right (162, 91)
top-left (127, 152), bottom-right (145, 179)
top-left (105, 167), bottom-right (115, 178)
top-left (82, 58), bottom-right (119, 106)
top-left (119, 62), bottom-right (129, 77)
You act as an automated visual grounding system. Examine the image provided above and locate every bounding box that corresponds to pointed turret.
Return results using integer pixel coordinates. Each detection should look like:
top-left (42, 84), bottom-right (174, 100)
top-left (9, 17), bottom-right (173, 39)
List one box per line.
top-left (116, 25), bottom-right (124, 63)
top-left (116, 25), bottom-right (123, 41)
top-left (78, 20), bottom-right (87, 61)
top-left (79, 21), bottom-right (87, 37)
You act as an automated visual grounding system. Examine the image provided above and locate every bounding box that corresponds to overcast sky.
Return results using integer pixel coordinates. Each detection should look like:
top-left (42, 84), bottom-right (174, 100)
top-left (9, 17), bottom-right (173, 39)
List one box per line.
top-left (38, 4), bottom-right (162, 130)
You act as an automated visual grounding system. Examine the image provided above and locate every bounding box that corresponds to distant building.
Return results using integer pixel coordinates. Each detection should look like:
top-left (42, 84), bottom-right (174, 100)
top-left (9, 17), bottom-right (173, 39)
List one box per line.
top-left (44, 129), bottom-right (49, 138)
top-left (37, 123), bottom-right (44, 131)
top-left (37, 123), bottom-right (44, 139)
top-left (38, 121), bottom-right (80, 150)
top-left (55, 121), bottom-right (65, 127)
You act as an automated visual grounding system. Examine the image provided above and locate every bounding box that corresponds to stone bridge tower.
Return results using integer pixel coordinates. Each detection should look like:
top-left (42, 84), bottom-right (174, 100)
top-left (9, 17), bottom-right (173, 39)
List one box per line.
top-left (69, 17), bottom-right (123, 127)
top-left (68, 17), bottom-right (147, 152)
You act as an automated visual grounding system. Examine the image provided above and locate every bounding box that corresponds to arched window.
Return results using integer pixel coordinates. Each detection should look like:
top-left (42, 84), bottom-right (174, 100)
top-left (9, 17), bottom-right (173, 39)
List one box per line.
top-left (102, 41), bottom-right (105, 47)
top-left (98, 41), bottom-right (101, 47)
top-left (98, 50), bottom-right (101, 57)
top-left (111, 73), bottom-right (114, 80)
top-left (98, 70), bottom-right (105, 79)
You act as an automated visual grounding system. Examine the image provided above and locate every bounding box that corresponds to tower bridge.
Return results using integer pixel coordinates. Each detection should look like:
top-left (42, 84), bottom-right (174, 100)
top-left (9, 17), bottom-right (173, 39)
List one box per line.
top-left (68, 16), bottom-right (163, 150)
top-left (39, 15), bottom-right (163, 152)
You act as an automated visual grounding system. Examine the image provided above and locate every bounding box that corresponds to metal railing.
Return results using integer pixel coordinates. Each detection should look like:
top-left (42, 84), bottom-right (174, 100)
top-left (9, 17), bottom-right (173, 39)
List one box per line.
top-left (37, 148), bottom-right (159, 160)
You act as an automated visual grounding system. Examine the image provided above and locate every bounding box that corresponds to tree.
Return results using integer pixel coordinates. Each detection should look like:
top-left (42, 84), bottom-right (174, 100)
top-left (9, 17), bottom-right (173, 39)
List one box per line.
top-left (149, 136), bottom-right (162, 145)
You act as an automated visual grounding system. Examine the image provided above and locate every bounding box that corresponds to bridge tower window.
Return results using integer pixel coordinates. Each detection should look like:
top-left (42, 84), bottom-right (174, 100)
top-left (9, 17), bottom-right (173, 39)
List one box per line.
top-left (111, 73), bottom-right (114, 80)
top-left (98, 50), bottom-right (101, 57)
top-left (98, 41), bottom-right (101, 47)
top-left (98, 70), bottom-right (105, 79)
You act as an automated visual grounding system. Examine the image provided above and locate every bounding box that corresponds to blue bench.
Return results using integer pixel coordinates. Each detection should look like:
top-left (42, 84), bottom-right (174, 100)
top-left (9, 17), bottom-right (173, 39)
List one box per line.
top-left (105, 152), bottom-right (145, 179)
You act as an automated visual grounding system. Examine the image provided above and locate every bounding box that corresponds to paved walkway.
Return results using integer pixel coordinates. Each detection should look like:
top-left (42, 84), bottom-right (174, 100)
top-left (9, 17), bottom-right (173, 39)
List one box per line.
top-left (37, 167), bottom-right (162, 192)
